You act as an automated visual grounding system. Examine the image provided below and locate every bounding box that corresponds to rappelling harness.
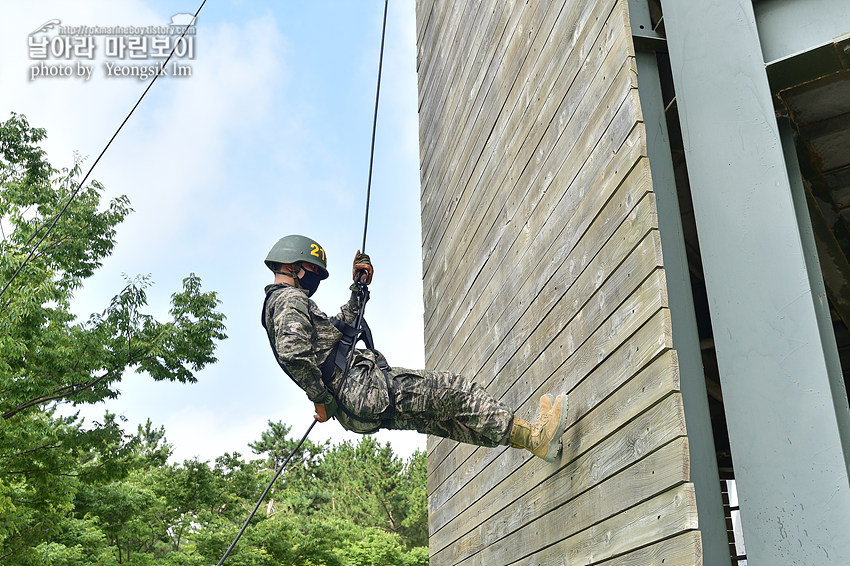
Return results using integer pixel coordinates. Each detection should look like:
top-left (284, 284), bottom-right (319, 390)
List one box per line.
top-left (260, 280), bottom-right (395, 433)
top-left (320, 294), bottom-right (396, 431)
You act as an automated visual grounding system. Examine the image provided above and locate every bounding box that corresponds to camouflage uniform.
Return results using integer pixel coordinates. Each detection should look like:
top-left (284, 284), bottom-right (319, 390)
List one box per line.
top-left (262, 283), bottom-right (514, 447)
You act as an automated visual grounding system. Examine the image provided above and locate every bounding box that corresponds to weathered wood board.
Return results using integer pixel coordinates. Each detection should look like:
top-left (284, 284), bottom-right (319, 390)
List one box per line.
top-left (416, 0), bottom-right (703, 564)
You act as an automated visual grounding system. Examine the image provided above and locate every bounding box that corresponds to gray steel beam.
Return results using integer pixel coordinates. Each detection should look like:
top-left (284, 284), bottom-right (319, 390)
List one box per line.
top-left (754, 0), bottom-right (850, 93)
top-left (658, 0), bottom-right (850, 564)
top-left (634, 44), bottom-right (732, 566)
top-left (628, 3), bottom-right (730, 563)
top-left (780, 117), bottom-right (850, 470)
top-left (753, 0), bottom-right (850, 65)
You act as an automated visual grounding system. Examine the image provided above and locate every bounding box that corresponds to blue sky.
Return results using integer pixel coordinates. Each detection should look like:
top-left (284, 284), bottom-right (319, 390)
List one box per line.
top-left (0, 1), bottom-right (427, 462)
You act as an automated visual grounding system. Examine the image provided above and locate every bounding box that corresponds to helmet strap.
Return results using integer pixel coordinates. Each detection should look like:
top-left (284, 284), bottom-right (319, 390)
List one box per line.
top-left (273, 263), bottom-right (301, 287)
top-left (290, 263), bottom-right (304, 290)
top-left (273, 262), bottom-right (320, 296)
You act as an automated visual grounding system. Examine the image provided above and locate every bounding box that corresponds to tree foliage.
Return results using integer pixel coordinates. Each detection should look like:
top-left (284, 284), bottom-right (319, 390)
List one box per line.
top-left (0, 113), bottom-right (227, 564)
top-left (0, 114), bottom-right (427, 564)
top-left (26, 422), bottom-right (428, 566)
top-left (187, 424), bottom-right (429, 566)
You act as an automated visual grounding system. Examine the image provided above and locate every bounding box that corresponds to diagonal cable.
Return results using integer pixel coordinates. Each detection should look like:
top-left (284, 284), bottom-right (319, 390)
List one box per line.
top-left (0, 0), bottom-right (207, 301)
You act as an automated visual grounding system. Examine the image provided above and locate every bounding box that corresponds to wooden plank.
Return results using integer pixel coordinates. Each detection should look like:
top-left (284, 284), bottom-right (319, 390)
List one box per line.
top-left (421, 0), bottom-right (598, 247)
top-left (431, 357), bottom-right (683, 555)
top-left (418, 0), bottom-right (512, 173)
top-left (429, 162), bottom-right (640, 478)
top-left (419, 1), bottom-right (504, 181)
top-left (426, 237), bottom-right (670, 485)
top-left (416, 0), bottom-right (463, 110)
top-left (425, 131), bottom-right (651, 481)
top-left (521, 483), bottom-right (699, 566)
top-left (421, 0), bottom-right (630, 307)
top-left (561, 346), bottom-right (680, 462)
top-left (422, 23), bottom-right (552, 287)
top-left (504, 266), bottom-right (669, 436)
top-left (416, 0), bottom-right (447, 103)
top-left (420, 3), bottom-right (700, 565)
top-left (506, 224), bottom-right (667, 402)
top-left (594, 532), bottom-right (703, 566)
top-left (418, 0), bottom-right (491, 168)
top-left (420, 19), bottom-right (510, 269)
top-left (417, 0), bottom-right (496, 156)
top-left (421, 0), bottom-right (620, 278)
top-left (431, 358), bottom-right (682, 536)
top-left (429, 269), bottom-right (673, 519)
top-left (444, 164), bottom-right (655, 387)
top-left (419, 0), bottom-right (494, 201)
top-left (424, 0), bottom-right (625, 280)
top-left (415, 0), bottom-right (434, 71)
top-left (426, 193), bottom-right (659, 484)
top-left (428, 305), bottom-right (674, 517)
top-left (425, 61), bottom-right (641, 372)
top-left (420, 2), bottom-right (533, 240)
top-left (500, 245), bottom-right (668, 409)
top-left (419, 0), bottom-right (552, 228)
top-left (442, 436), bottom-right (692, 565)
top-left (424, 50), bottom-right (640, 363)
top-left (429, 310), bottom-right (673, 501)
top-left (426, 93), bottom-right (645, 380)
top-left (427, 167), bottom-right (656, 479)
top-left (422, 1), bottom-right (628, 317)
top-left (418, 2), bottom-right (510, 276)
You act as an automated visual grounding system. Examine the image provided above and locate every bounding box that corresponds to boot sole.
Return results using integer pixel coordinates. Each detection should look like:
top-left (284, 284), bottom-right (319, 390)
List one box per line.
top-left (542, 393), bottom-right (569, 462)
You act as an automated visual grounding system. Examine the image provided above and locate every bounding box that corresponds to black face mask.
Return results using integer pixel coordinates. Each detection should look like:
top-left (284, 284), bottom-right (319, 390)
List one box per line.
top-left (298, 268), bottom-right (322, 297)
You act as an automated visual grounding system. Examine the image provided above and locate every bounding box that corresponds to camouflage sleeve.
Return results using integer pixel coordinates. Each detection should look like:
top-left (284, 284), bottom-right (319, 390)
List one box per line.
top-left (333, 290), bottom-right (363, 326)
top-left (271, 294), bottom-right (329, 403)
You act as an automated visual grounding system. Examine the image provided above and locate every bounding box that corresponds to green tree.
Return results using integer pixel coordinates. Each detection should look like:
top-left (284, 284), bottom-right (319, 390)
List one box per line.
top-left (34, 516), bottom-right (118, 566)
top-left (132, 419), bottom-right (173, 469)
top-left (320, 438), bottom-right (428, 548)
top-left (0, 113), bottom-right (227, 564)
top-left (249, 420), bottom-right (331, 517)
top-left (151, 458), bottom-right (219, 552)
top-left (397, 449), bottom-right (427, 549)
top-left (189, 424), bottom-right (429, 565)
top-left (249, 420), bottom-right (329, 472)
top-left (74, 476), bottom-right (161, 563)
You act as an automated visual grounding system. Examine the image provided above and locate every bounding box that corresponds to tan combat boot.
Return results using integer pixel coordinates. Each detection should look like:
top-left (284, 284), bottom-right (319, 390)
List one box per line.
top-left (509, 393), bottom-right (568, 462)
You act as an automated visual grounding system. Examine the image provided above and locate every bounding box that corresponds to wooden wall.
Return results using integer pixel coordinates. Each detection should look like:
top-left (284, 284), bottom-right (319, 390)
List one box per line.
top-left (416, 0), bottom-right (702, 564)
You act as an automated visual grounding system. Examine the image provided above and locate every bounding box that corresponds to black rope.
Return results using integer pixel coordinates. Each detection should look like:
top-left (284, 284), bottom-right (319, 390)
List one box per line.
top-left (350, 0), bottom-right (388, 391)
top-left (261, 0), bottom-right (388, 426)
top-left (219, 7), bottom-right (390, 561)
top-left (361, 0), bottom-right (389, 254)
top-left (216, 418), bottom-right (318, 566)
top-left (0, 1), bottom-right (207, 301)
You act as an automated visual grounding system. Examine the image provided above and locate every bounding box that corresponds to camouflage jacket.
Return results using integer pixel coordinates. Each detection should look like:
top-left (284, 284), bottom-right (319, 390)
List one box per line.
top-left (262, 283), bottom-right (391, 433)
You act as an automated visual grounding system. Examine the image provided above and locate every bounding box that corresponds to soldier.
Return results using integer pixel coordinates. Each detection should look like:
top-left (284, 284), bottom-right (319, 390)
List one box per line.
top-left (261, 234), bottom-right (568, 462)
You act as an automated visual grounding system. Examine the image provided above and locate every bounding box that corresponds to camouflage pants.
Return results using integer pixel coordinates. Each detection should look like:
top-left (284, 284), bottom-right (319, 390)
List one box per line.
top-left (384, 368), bottom-right (514, 447)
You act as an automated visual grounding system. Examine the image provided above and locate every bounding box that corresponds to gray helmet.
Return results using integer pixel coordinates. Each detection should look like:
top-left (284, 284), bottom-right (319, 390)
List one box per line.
top-left (265, 235), bottom-right (329, 279)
